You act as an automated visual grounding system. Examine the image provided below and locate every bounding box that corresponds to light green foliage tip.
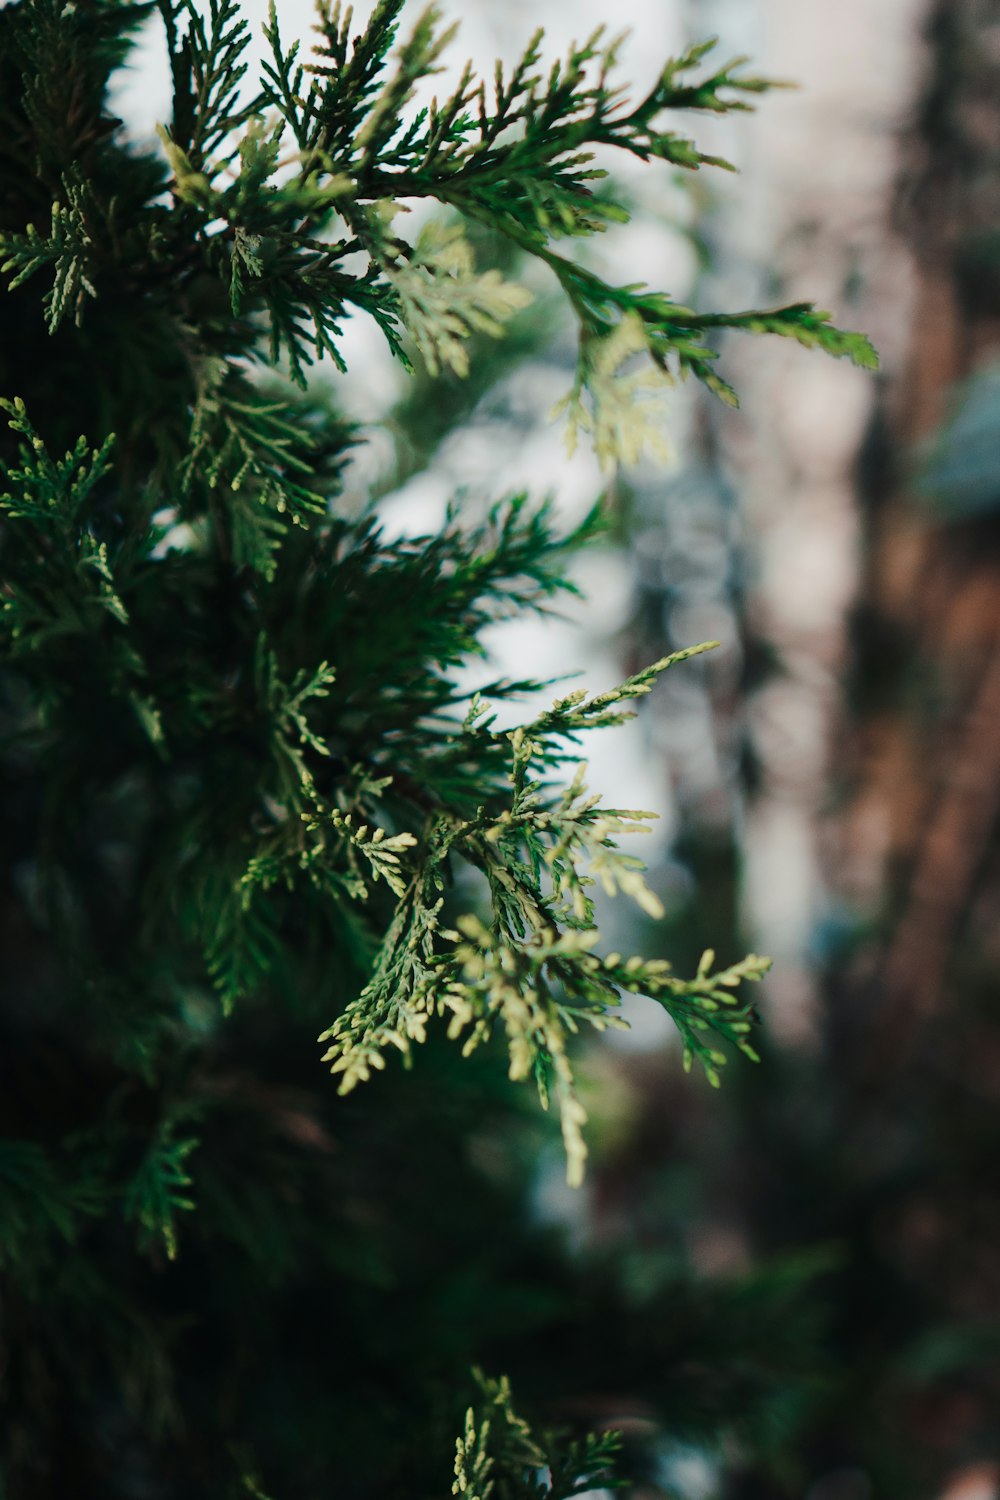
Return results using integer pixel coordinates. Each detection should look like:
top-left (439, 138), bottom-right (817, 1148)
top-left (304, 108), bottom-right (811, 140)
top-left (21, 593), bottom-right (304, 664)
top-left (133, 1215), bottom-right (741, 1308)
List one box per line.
top-left (453, 1371), bottom-right (622, 1499)
top-left (316, 643), bottom-right (770, 1188)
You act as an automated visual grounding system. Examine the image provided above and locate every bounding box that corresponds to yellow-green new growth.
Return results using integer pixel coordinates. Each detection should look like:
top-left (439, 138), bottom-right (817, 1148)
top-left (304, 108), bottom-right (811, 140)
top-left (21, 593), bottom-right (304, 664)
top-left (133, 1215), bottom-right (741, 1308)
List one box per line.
top-left (316, 647), bottom-right (768, 1186)
top-left (452, 1371), bottom-right (621, 1497)
top-left (325, 811), bottom-right (418, 899)
top-left (555, 310), bottom-right (675, 469)
top-left (385, 221), bottom-right (533, 377)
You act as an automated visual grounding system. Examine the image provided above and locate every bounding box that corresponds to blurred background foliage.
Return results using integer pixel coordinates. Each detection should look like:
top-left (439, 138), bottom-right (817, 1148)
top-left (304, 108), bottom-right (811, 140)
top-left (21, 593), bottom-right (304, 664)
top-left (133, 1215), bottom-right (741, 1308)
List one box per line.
top-left (578, 0), bottom-right (1000, 1496)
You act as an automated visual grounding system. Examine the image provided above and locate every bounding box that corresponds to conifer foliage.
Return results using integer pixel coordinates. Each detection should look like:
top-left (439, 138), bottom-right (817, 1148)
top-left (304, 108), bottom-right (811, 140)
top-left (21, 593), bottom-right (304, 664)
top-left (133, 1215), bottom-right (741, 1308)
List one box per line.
top-left (0, 1), bottom-right (875, 1493)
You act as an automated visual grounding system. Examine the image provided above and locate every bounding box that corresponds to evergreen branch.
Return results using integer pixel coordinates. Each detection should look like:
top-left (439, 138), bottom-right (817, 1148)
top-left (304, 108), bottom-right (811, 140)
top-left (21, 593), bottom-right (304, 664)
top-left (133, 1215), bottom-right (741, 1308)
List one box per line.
top-left (261, 0), bottom-right (408, 160)
top-left (157, 0), bottom-right (262, 170)
top-left (199, 860), bottom-right (285, 1014)
top-left (679, 300), bottom-right (881, 366)
top-left (539, 257), bottom-right (880, 463)
top-left (318, 660), bottom-right (766, 1187)
top-left (496, 639), bottom-right (719, 746)
top-left (0, 401), bottom-right (148, 671)
top-left (0, 397), bottom-right (115, 526)
top-left (353, 4), bottom-right (460, 172)
top-left (254, 637), bottom-right (336, 800)
top-left (181, 361), bottom-right (328, 575)
top-left (5, 0), bottom-right (152, 186)
top-left (123, 1123), bottom-right (199, 1261)
top-left (383, 220), bottom-right (532, 378)
top-left (454, 1372), bottom-right (622, 1499)
top-left (148, 10), bottom-right (878, 445)
top-left (353, 29), bottom-right (773, 230)
top-left (299, 810), bottom-right (418, 901)
top-left (0, 181), bottom-right (97, 332)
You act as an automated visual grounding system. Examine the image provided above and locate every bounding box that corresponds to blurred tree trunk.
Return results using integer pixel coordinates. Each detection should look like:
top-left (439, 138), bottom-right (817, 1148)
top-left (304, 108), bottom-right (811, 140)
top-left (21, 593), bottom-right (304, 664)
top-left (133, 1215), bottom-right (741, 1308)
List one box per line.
top-left (837, 0), bottom-right (1000, 1058)
top-left (819, 4), bottom-right (1000, 1487)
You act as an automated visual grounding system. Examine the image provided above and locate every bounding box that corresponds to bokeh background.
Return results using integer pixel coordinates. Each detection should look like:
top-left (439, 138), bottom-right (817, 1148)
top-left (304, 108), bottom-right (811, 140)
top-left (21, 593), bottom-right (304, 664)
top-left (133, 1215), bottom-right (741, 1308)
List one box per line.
top-left (110, 2), bottom-right (1000, 1495)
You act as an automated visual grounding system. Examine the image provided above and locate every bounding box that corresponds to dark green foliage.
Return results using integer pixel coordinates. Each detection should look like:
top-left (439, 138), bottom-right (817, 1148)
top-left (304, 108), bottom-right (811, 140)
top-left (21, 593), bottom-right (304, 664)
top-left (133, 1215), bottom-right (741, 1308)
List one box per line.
top-left (0, 1), bottom-right (874, 1494)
